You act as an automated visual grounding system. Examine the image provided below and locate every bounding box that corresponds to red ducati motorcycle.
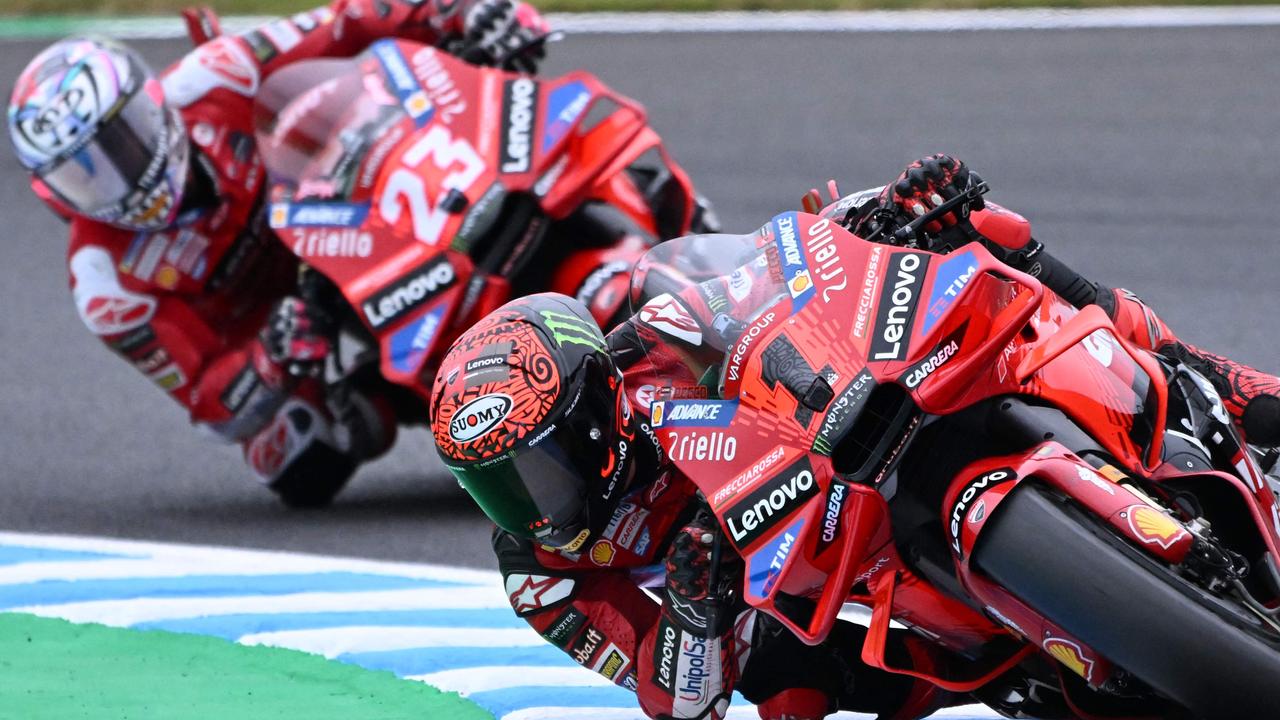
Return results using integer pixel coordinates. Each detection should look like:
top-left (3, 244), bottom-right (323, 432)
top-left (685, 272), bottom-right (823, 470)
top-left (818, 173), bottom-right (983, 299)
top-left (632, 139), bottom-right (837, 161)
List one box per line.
top-left (248, 37), bottom-right (705, 503)
top-left (626, 189), bottom-right (1280, 717)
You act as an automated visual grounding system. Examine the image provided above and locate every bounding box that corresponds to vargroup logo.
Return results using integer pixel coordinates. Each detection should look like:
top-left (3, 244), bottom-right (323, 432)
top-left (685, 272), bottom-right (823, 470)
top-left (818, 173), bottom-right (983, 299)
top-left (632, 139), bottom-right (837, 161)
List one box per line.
top-left (501, 78), bottom-right (538, 173)
top-left (449, 393), bottom-right (513, 442)
top-left (725, 457), bottom-right (818, 548)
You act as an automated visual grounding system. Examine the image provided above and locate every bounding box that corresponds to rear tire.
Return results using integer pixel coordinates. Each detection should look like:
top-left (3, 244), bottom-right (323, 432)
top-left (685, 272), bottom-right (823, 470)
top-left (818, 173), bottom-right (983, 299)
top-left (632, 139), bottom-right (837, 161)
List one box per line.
top-left (973, 484), bottom-right (1280, 718)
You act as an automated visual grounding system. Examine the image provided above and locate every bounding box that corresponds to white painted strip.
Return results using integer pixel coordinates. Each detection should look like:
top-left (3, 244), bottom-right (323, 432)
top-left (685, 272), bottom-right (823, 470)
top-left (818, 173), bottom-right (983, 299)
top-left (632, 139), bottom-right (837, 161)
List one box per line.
top-left (240, 625), bottom-right (546, 657)
top-left (500, 708), bottom-right (1008, 720)
top-left (0, 532), bottom-right (498, 586)
top-left (6, 7), bottom-right (1280, 41)
top-left (409, 665), bottom-right (617, 693)
top-left (11, 585), bottom-right (508, 626)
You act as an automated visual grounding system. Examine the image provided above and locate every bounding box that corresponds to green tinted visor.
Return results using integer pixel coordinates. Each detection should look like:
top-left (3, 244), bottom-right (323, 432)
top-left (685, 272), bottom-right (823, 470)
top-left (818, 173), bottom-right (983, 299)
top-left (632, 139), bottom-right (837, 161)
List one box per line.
top-left (446, 370), bottom-right (617, 548)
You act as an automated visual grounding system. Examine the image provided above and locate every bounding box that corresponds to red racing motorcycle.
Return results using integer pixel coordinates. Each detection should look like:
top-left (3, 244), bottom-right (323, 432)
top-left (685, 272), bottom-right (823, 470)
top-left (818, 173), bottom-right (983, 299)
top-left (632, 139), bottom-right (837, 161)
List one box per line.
top-left (249, 36), bottom-right (706, 502)
top-left (626, 189), bottom-right (1280, 717)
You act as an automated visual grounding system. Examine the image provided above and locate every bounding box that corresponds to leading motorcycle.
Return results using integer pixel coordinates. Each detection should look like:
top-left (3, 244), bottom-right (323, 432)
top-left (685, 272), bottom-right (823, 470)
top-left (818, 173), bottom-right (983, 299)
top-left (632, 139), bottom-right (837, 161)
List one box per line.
top-left (625, 185), bottom-right (1280, 718)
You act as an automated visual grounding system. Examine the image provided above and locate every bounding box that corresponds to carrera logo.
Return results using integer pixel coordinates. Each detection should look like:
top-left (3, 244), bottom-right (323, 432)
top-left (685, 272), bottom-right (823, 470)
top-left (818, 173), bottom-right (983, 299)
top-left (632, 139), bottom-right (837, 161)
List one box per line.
top-left (901, 339), bottom-right (959, 389)
top-left (500, 78), bottom-right (538, 173)
top-left (870, 252), bottom-right (929, 361)
top-left (949, 468), bottom-right (1014, 557)
top-left (361, 256), bottom-right (455, 329)
top-left (449, 394), bottom-right (513, 442)
top-left (726, 457), bottom-right (818, 548)
top-left (820, 482), bottom-right (846, 546)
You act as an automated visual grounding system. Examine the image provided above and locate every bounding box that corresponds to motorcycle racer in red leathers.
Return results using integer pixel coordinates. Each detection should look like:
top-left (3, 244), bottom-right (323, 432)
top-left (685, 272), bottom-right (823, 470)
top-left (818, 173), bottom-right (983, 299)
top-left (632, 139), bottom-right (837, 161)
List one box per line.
top-left (429, 156), bottom-right (1280, 720)
top-left (7, 0), bottom-right (699, 506)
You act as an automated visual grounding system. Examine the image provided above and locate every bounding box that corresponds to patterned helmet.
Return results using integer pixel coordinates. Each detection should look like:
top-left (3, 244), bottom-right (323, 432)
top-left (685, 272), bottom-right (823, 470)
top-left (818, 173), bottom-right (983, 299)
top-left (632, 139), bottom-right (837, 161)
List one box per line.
top-left (431, 293), bottom-right (637, 552)
top-left (7, 37), bottom-right (190, 229)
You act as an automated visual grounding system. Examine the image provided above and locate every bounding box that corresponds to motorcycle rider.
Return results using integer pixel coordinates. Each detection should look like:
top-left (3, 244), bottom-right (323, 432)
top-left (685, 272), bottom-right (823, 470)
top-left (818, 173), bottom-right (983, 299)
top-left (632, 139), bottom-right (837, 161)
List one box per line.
top-left (7, 0), bottom-right (698, 506)
top-left (429, 155), bottom-right (1280, 720)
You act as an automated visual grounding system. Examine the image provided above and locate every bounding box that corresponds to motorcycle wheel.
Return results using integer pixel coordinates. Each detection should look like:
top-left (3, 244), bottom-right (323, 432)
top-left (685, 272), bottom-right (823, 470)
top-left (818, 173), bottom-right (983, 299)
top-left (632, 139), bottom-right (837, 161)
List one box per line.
top-left (972, 483), bottom-right (1280, 719)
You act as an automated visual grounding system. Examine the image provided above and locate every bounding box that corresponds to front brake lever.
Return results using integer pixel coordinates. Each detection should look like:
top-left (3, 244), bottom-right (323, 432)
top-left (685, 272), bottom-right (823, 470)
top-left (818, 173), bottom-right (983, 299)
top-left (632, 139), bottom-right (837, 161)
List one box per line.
top-left (891, 178), bottom-right (990, 245)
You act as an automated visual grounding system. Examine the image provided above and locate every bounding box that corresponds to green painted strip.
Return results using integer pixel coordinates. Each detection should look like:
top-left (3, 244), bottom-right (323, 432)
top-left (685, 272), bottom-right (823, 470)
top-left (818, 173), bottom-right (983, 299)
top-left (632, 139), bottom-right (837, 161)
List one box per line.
top-left (0, 612), bottom-right (493, 719)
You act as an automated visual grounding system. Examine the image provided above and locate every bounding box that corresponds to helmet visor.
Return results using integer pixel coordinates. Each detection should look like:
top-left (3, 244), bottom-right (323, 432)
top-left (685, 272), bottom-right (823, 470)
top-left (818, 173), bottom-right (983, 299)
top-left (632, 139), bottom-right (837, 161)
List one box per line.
top-left (37, 83), bottom-right (179, 223)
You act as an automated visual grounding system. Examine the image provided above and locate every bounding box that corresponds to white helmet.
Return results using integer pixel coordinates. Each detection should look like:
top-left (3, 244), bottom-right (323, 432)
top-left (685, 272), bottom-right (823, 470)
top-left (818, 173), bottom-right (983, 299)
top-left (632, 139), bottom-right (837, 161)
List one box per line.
top-left (7, 36), bottom-right (191, 230)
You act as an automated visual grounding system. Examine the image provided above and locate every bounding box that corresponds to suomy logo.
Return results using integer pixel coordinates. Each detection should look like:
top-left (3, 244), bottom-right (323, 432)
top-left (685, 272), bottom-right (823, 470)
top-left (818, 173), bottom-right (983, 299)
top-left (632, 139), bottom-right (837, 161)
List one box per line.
top-left (726, 458), bottom-right (818, 548)
top-left (870, 252), bottom-right (928, 361)
top-left (449, 394), bottom-right (513, 442)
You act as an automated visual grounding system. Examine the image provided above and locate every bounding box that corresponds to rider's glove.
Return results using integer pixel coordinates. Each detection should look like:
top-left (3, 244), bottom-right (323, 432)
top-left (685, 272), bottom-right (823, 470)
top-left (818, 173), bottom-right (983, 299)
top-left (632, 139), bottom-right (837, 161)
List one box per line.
top-left (663, 513), bottom-right (738, 637)
top-left (258, 297), bottom-right (331, 384)
top-left (450, 0), bottom-right (550, 73)
top-left (887, 153), bottom-right (971, 234)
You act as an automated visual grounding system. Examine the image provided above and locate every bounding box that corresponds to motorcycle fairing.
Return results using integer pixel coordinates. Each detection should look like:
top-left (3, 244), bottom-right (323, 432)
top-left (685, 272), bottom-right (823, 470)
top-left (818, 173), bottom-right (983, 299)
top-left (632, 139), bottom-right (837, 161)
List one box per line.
top-left (255, 39), bottom-right (671, 395)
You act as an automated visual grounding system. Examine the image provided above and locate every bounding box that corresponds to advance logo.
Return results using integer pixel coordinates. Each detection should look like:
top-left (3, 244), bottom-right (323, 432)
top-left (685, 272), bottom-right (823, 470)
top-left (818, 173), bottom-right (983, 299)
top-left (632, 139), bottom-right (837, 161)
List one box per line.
top-left (726, 457), bottom-right (818, 549)
top-left (362, 256), bottom-right (456, 329)
top-left (650, 400), bottom-right (737, 428)
top-left (449, 393), bottom-right (513, 443)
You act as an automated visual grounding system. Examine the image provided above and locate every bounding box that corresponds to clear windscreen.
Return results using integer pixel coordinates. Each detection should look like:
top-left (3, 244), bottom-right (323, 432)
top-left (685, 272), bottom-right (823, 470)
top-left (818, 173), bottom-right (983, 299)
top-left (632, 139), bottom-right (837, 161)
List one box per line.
top-left (253, 56), bottom-right (406, 200)
top-left (625, 231), bottom-right (792, 398)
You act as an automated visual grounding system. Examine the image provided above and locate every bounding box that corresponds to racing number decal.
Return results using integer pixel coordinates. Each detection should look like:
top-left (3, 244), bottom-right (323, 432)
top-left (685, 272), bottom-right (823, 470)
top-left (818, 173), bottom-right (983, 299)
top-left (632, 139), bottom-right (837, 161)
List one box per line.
top-left (379, 125), bottom-right (484, 246)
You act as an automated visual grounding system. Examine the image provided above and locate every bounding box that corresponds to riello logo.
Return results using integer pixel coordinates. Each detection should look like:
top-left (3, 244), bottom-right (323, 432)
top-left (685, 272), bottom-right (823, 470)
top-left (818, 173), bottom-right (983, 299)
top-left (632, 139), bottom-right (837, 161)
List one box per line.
top-left (449, 394), bottom-right (513, 442)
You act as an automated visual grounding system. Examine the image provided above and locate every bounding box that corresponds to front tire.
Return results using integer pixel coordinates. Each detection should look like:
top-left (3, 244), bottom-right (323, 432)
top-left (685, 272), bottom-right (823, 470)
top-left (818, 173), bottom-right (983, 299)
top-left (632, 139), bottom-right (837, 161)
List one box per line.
top-left (973, 484), bottom-right (1280, 718)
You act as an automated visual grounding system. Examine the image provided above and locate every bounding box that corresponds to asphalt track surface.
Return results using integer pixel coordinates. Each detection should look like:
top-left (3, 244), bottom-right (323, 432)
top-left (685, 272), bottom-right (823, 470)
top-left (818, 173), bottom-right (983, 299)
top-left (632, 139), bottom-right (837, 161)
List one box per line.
top-left (2, 27), bottom-right (1278, 569)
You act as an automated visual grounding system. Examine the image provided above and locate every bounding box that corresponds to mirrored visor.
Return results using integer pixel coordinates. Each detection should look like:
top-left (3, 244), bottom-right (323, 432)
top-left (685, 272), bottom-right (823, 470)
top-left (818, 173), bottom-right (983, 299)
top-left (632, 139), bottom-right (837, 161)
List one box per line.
top-left (37, 86), bottom-right (171, 215)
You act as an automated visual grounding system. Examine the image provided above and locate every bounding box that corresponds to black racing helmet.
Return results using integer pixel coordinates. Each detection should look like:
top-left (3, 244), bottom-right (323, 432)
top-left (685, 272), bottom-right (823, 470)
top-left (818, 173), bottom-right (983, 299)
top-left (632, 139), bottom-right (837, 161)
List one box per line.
top-left (430, 293), bottom-right (638, 552)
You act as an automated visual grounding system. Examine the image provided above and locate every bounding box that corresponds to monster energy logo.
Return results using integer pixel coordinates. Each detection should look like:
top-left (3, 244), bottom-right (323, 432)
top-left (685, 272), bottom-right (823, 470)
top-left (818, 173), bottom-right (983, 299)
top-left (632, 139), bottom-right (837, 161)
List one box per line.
top-left (812, 435), bottom-right (834, 455)
top-left (541, 310), bottom-right (605, 351)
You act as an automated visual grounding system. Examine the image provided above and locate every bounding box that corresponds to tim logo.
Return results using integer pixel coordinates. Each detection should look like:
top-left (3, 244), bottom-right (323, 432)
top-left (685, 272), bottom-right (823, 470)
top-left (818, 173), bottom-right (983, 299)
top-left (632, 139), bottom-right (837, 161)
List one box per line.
top-left (449, 394), bottom-right (513, 442)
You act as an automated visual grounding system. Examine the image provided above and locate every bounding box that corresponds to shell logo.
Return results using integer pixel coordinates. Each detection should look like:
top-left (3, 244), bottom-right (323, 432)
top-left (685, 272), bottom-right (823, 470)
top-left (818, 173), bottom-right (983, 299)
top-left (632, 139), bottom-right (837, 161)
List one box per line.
top-left (1127, 505), bottom-right (1188, 550)
top-left (590, 540), bottom-right (616, 566)
top-left (1044, 637), bottom-right (1095, 681)
top-left (789, 270), bottom-right (812, 296)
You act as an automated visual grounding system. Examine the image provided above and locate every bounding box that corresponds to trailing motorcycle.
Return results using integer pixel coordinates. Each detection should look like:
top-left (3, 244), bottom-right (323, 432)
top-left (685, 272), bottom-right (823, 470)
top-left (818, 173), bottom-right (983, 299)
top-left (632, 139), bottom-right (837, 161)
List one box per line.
top-left (249, 36), bottom-right (706, 503)
top-left (625, 186), bottom-right (1280, 718)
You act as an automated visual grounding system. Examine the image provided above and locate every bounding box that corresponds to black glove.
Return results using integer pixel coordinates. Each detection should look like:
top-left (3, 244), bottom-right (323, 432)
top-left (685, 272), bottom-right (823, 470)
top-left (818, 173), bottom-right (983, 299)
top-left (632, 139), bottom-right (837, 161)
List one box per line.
top-left (458, 0), bottom-right (550, 73)
top-left (259, 297), bottom-right (332, 380)
top-left (855, 154), bottom-right (984, 249)
top-left (663, 512), bottom-right (739, 638)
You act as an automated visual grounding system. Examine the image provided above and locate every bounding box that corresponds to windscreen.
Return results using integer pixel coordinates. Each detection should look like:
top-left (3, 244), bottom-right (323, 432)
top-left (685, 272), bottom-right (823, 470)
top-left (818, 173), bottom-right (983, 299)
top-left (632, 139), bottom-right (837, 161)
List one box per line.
top-left (625, 230), bottom-right (792, 398)
top-left (254, 56), bottom-right (406, 200)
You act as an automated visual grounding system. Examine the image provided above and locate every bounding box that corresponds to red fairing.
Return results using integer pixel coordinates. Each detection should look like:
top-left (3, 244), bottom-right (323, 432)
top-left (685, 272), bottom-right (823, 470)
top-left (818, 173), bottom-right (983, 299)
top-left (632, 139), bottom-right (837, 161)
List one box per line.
top-left (551, 236), bottom-right (650, 327)
top-left (968, 202), bottom-right (1031, 251)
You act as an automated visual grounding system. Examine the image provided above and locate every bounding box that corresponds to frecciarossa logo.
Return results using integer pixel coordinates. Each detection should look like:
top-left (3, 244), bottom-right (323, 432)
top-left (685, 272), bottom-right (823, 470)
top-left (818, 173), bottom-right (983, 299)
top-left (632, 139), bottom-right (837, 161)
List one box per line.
top-left (725, 456), bottom-right (819, 549)
top-left (361, 256), bottom-right (456, 329)
top-left (869, 252), bottom-right (930, 362)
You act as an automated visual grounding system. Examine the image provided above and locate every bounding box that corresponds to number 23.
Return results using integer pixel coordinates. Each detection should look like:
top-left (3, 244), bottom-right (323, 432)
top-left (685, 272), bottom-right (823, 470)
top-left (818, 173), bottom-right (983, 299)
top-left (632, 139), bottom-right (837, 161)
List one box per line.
top-left (378, 125), bottom-right (484, 246)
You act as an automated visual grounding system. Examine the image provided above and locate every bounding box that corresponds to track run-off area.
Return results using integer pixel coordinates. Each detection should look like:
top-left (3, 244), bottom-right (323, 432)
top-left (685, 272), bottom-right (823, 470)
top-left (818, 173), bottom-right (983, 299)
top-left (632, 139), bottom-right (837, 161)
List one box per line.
top-left (0, 532), bottom-right (1003, 718)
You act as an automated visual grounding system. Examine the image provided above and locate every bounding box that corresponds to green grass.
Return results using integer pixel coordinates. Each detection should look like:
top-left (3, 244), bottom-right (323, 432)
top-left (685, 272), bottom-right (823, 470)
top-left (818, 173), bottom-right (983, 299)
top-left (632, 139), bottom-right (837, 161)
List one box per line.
top-left (0, 0), bottom-right (1275, 14)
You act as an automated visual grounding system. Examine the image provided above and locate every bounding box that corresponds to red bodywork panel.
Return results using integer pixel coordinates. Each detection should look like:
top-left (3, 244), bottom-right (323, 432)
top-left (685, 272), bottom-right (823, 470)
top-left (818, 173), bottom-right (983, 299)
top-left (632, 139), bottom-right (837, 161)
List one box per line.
top-left (257, 39), bottom-right (684, 400)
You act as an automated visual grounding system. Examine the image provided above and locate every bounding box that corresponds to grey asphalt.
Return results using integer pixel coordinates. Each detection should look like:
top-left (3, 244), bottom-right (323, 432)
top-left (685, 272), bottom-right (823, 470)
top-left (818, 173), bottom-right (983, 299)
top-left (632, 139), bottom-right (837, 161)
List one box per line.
top-left (1, 27), bottom-right (1277, 569)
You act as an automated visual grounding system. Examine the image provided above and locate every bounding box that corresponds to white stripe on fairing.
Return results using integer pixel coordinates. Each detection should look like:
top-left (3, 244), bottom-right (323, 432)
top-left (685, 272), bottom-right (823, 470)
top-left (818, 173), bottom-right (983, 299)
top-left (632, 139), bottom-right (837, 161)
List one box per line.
top-left (11, 586), bottom-right (508, 626)
top-left (408, 665), bottom-right (618, 693)
top-left (8, 7), bottom-right (1280, 40)
top-left (0, 532), bottom-right (497, 586)
top-left (239, 625), bottom-right (546, 657)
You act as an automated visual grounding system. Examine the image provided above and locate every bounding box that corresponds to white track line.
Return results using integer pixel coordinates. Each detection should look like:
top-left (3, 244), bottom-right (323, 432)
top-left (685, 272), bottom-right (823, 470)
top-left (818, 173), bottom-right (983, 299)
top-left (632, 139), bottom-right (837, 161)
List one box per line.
top-left (241, 625), bottom-right (546, 657)
top-left (11, 585), bottom-right (508, 626)
top-left (409, 665), bottom-right (619, 693)
top-left (0, 531), bottom-right (498, 586)
top-left (6, 7), bottom-right (1280, 40)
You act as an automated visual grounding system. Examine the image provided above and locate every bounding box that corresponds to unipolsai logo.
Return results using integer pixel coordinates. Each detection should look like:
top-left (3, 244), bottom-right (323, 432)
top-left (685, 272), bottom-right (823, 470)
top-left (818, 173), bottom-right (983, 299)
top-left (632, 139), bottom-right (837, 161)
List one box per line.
top-left (449, 394), bottom-right (514, 442)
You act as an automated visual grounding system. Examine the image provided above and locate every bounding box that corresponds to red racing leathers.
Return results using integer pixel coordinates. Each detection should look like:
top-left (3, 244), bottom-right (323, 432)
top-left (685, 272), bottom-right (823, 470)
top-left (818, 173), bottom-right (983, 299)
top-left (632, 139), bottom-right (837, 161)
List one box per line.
top-left (58, 0), bottom-right (651, 493)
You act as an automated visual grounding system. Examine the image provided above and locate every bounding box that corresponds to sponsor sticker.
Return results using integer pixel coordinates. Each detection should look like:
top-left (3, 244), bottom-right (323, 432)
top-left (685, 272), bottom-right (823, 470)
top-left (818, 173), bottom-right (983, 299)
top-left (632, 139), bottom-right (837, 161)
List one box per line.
top-left (542, 607), bottom-right (587, 648)
top-left (712, 446), bottom-right (789, 509)
top-left (1044, 637), bottom-right (1096, 681)
top-left (593, 644), bottom-right (630, 682)
top-left (725, 456), bottom-right (818, 549)
top-left (805, 217), bottom-right (847, 303)
top-left (650, 400), bottom-right (737, 428)
top-left (449, 393), bottom-right (513, 443)
top-left (589, 540), bottom-right (616, 566)
top-left (899, 323), bottom-right (965, 389)
top-left (570, 625), bottom-right (605, 666)
top-left (370, 40), bottom-right (434, 126)
top-left (664, 430), bottom-right (737, 463)
top-left (542, 80), bottom-right (591, 152)
top-left (949, 468), bottom-right (1014, 558)
top-left (815, 481), bottom-right (847, 554)
top-left (361, 256), bottom-right (455, 329)
top-left (869, 251), bottom-right (930, 362)
top-left (652, 619), bottom-right (679, 695)
top-left (922, 250), bottom-right (977, 334)
top-left (812, 368), bottom-right (875, 456)
top-left (387, 306), bottom-right (444, 373)
top-left (747, 517), bottom-right (804, 597)
top-left (771, 212), bottom-right (813, 312)
top-left (1126, 504), bottom-right (1189, 550)
top-left (500, 78), bottom-right (538, 173)
top-left (505, 573), bottom-right (574, 616)
top-left (269, 202), bottom-right (370, 229)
